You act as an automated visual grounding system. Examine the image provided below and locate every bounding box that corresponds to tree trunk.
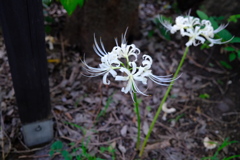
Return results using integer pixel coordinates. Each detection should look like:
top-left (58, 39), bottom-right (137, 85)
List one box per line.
top-left (63, 0), bottom-right (140, 58)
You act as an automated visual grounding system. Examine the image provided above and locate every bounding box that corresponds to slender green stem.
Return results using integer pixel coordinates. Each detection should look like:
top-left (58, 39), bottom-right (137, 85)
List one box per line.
top-left (133, 92), bottom-right (141, 150)
top-left (139, 47), bottom-right (189, 156)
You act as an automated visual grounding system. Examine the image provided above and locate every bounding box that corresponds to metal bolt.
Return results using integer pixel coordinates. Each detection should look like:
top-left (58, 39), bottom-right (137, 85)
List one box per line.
top-left (35, 125), bottom-right (42, 132)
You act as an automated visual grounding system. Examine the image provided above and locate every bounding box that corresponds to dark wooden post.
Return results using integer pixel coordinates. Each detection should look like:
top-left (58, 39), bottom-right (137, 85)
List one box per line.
top-left (0, 0), bottom-right (53, 146)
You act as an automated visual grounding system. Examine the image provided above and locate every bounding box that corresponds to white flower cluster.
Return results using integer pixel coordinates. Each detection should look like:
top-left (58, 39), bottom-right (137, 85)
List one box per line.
top-left (82, 31), bottom-right (174, 97)
top-left (160, 15), bottom-right (232, 47)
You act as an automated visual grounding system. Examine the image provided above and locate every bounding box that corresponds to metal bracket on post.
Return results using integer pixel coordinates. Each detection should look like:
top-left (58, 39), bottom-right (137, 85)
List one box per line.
top-left (22, 119), bottom-right (54, 147)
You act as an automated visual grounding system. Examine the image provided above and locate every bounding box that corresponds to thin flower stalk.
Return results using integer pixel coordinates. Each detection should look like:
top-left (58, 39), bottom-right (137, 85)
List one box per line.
top-left (133, 92), bottom-right (141, 150)
top-left (140, 46), bottom-right (189, 156)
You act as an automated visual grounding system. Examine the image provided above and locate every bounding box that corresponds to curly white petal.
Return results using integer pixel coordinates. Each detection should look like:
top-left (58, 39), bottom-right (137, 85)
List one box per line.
top-left (142, 55), bottom-right (153, 69)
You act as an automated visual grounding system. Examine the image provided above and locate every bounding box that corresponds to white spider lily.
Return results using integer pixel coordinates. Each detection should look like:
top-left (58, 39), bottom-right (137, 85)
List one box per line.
top-left (111, 34), bottom-right (140, 62)
top-left (112, 44), bottom-right (140, 62)
top-left (82, 55), bottom-right (120, 85)
top-left (159, 14), bottom-right (232, 47)
top-left (82, 34), bottom-right (122, 85)
top-left (115, 62), bottom-right (148, 97)
top-left (173, 16), bottom-right (200, 35)
top-left (82, 30), bottom-right (176, 99)
top-left (184, 27), bottom-right (206, 46)
top-left (201, 23), bottom-right (232, 46)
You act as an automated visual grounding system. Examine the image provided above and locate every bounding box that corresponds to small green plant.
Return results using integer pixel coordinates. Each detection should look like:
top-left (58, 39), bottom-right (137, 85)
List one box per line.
top-left (201, 138), bottom-right (240, 160)
top-left (96, 95), bottom-right (113, 121)
top-left (146, 106), bottom-right (151, 112)
top-left (223, 46), bottom-right (240, 62)
top-left (64, 121), bottom-right (87, 135)
top-left (199, 93), bottom-right (210, 99)
top-left (50, 141), bottom-right (72, 160)
top-left (100, 145), bottom-right (116, 160)
top-left (50, 140), bottom-right (107, 160)
top-left (168, 113), bottom-right (185, 122)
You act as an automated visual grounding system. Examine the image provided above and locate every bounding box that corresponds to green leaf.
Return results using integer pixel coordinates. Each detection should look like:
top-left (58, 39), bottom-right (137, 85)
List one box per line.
top-left (196, 10), bottom-right (209, 20)
top-left (223, 46), bottom-right (235, 52)
top-left (223, 155), bottom-right (240, 160)
top-left (229, 53), bottom-right (236, 61)
top-left (51, 141), bottom-right (63, 150)
top-left (61, 150), bottom-right (71, 160)
top-left (42, 0), bottom-right (52, 5)
top-left (199, 93), bottom-right (210, 99)
top-left (217, 29), bottom-right (233, 41)
top-left (217, 138), bottom-right (238, 152)
top-left (60, 0), bottom-right (84, 15)
top-left (49, 141), bottom-right (63, 157)
top-left (208, 17), bottom-right (218, 29)
top-left (219, 61), bottom-right (232, 69)
top-left (237, 50), bottom-right (240, 58)
top-left (200, 43), bottom-right (210, 50)
top-left (159, 28), bottom-right (171, 40)
top-left (146, 106), bottom-right (151, 112)
top-left (230, 37), bottom-right (240, 43)
top-left (148, 30), bottom-right (154, 38)
top-left (228, 14), bottom-right (240, 23)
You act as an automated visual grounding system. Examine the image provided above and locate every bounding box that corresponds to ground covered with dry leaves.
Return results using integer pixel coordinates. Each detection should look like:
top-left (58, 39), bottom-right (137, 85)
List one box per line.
top-left (0, 1), bottom-right (240, 160)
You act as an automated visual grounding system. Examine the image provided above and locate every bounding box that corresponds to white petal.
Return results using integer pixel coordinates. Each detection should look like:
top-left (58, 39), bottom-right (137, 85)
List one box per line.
top-left (109, 69), bottom-right (117, 77)
top-left (119, 67), bottom-right (131, 75)
top-left (124, 78), bottom-right (133, 94)
top-left (115, 76), bottom-right (129, 81)
top-left (159, 16), bottom-right (173, 32)
top-left (213, 23), bottom-right (228, 34)
top-left (93, 34), bottom-right (107, 57)
top-left (129, 62), bottom-right (137, 74)
top-left (103, 72), bottom-right (110, 85)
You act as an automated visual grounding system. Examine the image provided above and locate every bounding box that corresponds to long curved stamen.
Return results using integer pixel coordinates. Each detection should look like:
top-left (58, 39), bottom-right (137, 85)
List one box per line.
top-left (93, 34), bottom-right (107, 57)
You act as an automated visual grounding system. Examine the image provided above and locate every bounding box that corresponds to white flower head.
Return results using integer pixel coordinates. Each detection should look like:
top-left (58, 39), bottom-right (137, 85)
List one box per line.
top-left (82, 36), bottom-right (121, 85)
top-left (115, 62), bottom-right (148, 98)
top-left (159, 14), bottom-right (232, 47)
top-left (82, 29), bottom-right (176, 100)
top-left (111, 29), bottom-right (140, 61)
top-left (81, 55), bottom-right (118, 85)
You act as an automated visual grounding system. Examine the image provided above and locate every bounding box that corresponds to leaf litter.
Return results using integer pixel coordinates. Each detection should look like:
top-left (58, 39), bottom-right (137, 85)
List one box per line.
top-left (0, 0), bottom-right (240, 159)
